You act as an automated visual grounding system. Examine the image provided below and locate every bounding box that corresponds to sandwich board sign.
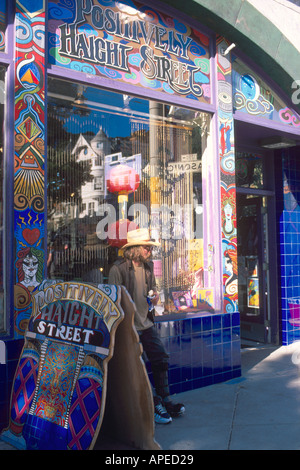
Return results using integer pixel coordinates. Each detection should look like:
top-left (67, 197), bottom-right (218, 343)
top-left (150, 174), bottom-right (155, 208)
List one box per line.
top-left (1, 281), bottom-right (123, 450)
top-left (1, 280), bottom-right (159, 450)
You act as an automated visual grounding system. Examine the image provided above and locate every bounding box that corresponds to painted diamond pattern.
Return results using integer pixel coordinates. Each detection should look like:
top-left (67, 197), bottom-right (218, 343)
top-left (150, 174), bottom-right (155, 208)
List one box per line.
top-left (11, 357), bottom-right (38, 424)
top-left (67, 378), bottom-right (102, 450)
top-left (17, 116), bottom-right (42, 142)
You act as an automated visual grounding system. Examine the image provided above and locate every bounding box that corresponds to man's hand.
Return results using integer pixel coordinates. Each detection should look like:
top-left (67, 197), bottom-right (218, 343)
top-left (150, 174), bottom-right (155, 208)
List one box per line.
top-left (151, 291), bottom-right (160, 306)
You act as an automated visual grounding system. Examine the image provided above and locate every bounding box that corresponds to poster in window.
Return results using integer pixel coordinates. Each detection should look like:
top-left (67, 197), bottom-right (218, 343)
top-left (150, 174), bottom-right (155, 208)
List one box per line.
top-left (247, 277), bottom-right (259, 308)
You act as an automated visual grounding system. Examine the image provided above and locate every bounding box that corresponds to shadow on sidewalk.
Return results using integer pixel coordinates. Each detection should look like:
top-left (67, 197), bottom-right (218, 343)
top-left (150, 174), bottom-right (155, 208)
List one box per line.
top-left (240, 342), bottom-right (280, 374)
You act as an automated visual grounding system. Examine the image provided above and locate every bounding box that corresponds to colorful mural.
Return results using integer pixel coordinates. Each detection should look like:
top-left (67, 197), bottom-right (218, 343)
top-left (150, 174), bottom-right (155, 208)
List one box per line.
top-left (48, 0), bottom-right (211, 104)
top-left (217, 37), bottom-right (238, 314)
top-left (232, 56), bottom-right (300, 128)
top-left (1, 281), bottom-right (123, 450)
top-left (14, 1), bottom-right (46, 337)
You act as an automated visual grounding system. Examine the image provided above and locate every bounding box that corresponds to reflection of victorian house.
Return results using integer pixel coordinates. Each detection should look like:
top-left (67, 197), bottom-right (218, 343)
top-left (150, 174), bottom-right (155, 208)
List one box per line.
top-left (72, 127), bottom-right (111, 217)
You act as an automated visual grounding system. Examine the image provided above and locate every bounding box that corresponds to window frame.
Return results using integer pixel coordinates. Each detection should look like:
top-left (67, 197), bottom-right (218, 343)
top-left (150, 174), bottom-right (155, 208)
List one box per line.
top-left (46, 76), bottom-right (223, 319)
top-left (0, 1), bottom-right (15, 335)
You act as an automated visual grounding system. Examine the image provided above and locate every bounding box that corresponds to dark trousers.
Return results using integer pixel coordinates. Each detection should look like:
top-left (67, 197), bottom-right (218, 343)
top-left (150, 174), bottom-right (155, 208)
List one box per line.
top-left (138, 326), bottom-right (170, 399)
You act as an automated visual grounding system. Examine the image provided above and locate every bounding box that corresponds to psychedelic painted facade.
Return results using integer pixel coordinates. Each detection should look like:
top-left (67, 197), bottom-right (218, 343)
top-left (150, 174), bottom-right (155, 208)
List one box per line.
top-left (1, 281), bottom-right (123, 450)
top-left (48, 0), bottom-right (211, 104)
top-left (14, 0), bottom-right (46, 337)
top-left (216, 37), bottom-right (238, 314)
top-left (1, 0), bottom-right (300, 441)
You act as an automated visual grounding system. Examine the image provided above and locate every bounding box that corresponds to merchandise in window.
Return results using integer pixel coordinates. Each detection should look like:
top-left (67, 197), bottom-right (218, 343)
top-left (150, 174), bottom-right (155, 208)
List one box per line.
top-left (47, 78), bottom-right (214, 316)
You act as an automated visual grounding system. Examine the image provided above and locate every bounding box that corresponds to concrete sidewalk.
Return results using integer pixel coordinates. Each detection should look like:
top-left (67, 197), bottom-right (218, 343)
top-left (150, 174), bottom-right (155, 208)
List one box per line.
top-left (154, 342), bottom-right (300, 450)
top-left (1, 342), bottom-right (300, 451)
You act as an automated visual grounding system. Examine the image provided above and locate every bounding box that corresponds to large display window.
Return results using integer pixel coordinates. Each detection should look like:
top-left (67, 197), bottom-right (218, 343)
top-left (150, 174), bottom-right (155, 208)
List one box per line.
top-left (47, 77), bottom-right (216, 316)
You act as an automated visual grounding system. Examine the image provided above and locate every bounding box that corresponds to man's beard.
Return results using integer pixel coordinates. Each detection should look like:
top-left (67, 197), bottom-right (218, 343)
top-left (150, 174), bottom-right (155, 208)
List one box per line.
top-left (137, 248), bottom-right (152, 264)
top-left (139, 253), bottom-right (151, 263)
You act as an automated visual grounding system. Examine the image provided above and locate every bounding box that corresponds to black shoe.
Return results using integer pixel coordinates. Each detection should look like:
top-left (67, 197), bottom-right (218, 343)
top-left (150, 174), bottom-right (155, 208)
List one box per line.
top-left (163, 399), bottom-right (185, 418)
top-left (154, 396), bottom-right (172, 424)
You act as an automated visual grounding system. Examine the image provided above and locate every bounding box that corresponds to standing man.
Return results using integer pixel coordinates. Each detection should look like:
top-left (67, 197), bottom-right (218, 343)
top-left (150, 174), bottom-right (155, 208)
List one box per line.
top-left (108, 228), bottom-right (185, 424)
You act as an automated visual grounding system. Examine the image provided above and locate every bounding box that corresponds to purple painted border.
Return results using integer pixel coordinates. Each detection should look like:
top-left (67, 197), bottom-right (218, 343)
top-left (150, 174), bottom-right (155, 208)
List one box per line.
top-left (47, 64), bottom-right (216, 114)
top-left (234, 109), bottom-right (300, 139)
top-left (2, 1), bottom-right (16, 338)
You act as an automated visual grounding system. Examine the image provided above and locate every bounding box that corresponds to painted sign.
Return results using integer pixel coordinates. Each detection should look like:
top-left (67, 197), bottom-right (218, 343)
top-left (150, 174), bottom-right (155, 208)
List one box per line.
top-left (48, 0), bottom-right (211, 103)
top-left (1, 281), bottom-right (123, 450)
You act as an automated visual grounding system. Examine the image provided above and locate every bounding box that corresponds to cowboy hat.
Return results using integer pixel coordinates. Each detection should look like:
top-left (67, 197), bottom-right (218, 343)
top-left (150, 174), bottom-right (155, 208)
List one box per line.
top-left (122, 228), bottom-right (160, 249)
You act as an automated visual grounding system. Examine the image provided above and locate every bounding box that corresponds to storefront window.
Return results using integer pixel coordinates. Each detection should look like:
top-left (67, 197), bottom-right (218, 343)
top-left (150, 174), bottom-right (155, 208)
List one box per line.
top-left (236, 152), bottom-right (264, 189)
top-left (47, 77), bottom-right (214, 316)
top-left (0, 66), bottom-right (5, 331)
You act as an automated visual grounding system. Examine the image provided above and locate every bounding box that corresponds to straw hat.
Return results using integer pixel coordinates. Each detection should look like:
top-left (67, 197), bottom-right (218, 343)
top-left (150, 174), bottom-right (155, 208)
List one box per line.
top-left (122, 228), bottom-right (160, 249)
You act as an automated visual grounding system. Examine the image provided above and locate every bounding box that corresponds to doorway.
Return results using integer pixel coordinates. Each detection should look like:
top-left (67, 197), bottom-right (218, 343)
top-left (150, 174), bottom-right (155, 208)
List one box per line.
top-left (235, 149), bottom-right (278, 344)
top-left (237, 194), bottom-right (270, 342)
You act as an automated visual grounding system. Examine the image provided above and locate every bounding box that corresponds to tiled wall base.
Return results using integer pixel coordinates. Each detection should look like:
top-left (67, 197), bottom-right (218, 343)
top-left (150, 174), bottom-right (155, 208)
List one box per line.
top-left (0, 313), bottom-right (241, 433)
top-left (0, 339), bottom-right (23, 433)
top-left (149, 312), bottom-right (241, 395)
top-left (276, 149), bottom-right (300, 346)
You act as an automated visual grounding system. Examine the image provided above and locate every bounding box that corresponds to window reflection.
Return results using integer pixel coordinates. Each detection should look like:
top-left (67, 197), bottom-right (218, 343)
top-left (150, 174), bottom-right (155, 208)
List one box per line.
top-left (47, 78), bottom-right (213, 315)
top-left (236, 151), bottom-right (264, 189)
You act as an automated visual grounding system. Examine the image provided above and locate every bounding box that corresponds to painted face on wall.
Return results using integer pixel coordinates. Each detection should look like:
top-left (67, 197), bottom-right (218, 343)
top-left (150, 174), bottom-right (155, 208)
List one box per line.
top-left (224, 202), bottom-right (233, 221)
top-left (224, 255), bottom-right (233, 274)
top-left (22, 254), bottom-right (39, 280)
top-left (240, 74), bottom-right (259, 101)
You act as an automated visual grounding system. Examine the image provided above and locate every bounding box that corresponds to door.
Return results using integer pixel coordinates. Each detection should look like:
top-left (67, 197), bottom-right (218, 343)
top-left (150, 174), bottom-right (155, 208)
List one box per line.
top-left (237, 194), bottom-right (270, 343)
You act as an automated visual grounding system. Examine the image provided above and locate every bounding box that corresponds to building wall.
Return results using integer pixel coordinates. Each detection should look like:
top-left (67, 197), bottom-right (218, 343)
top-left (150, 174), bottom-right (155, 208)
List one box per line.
top-left (247, 0), bottom-right (300, 53)
top-left (152, 312), bottom-right (241, 394)
top-left (0, 0), bottom-right (300, 435)
top-left (158, 0), bottom-right (300, 115)
top-left (276, 147), bottom-right (300, 345)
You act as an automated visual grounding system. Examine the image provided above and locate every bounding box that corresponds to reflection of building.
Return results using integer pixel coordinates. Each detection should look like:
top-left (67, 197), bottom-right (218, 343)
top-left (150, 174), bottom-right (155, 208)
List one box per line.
top-left (72, 128), bottom-right (110, 217)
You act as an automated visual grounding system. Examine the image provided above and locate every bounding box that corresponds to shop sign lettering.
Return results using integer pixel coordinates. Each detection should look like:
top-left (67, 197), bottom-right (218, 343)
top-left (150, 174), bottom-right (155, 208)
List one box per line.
top-left (53, 0), bottom-right (210, 100)
top-left (29, 282), bottom-right (122, 347)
